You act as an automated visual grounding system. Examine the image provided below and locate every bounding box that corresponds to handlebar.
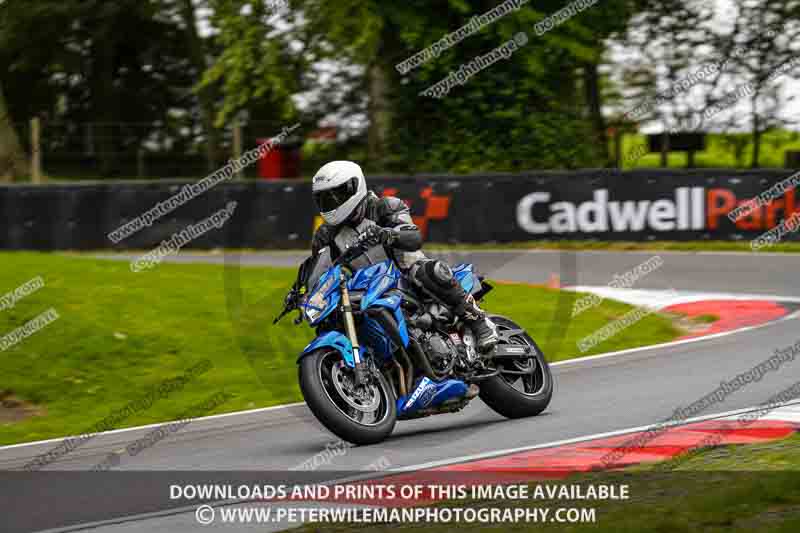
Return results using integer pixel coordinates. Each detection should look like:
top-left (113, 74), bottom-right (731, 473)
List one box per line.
top-left (274, 228), bottom-right (380, 325)
top-left (272, 288), bottom-right (299, 324)
top-left (333, 229), bottom-right (378, 267)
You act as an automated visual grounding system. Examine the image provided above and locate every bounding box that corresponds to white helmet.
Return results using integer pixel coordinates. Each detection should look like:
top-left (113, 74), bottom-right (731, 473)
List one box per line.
top-left (311, 160), bottom-right (367, 225)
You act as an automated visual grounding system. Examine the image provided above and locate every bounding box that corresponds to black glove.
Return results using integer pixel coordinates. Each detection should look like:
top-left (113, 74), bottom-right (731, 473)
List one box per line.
top-left (357, 226), bottom-right (395, 247)
top-left (284, 288), bottom-right (298, 309)
top-left (355, 227), bottom-right (377, 247)
top-left (375, 227), bottom-right (396, 245)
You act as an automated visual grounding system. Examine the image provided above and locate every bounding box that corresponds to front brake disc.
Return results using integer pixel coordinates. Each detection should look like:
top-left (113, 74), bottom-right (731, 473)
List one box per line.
top-left (331, 361), bottom-right (380, 413)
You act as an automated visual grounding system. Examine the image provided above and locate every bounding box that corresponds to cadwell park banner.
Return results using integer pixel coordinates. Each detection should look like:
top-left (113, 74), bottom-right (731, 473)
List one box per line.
top-left (1, 169), bottom-right (799, 250)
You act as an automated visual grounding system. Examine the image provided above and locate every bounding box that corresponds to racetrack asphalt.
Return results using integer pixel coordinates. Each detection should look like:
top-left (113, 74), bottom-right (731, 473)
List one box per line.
top-left (2, 250), bottom-right (799, 532)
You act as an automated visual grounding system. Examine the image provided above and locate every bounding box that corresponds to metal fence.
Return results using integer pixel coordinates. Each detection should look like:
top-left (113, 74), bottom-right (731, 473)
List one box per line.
top-left (11, 119), bottom-right (298, 180)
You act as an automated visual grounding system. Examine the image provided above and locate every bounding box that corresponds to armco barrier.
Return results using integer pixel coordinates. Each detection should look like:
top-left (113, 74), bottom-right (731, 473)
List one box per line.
top-left (1, 169), bottom-right (799, 250)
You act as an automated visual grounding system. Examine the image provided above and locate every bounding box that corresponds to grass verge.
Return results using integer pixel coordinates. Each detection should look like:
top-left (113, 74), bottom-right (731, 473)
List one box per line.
top-left (427, 240), bottom-right (800, 253)
top-left (0, 252), bottom-right (685, 445)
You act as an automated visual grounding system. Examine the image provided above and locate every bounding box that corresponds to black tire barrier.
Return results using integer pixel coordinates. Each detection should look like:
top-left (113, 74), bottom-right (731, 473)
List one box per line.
top-left (2, 169), bottom-right (799, 250)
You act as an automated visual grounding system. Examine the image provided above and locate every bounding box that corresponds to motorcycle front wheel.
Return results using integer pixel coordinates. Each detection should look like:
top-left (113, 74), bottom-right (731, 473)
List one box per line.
top-left (298, 348), bottom-right (396, 445)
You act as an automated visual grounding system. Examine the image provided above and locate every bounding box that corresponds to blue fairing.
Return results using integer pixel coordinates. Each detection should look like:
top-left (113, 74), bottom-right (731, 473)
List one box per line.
top-left (359, 316), bottom-right (394, 359)
top-left (372, 293), bottom-right (409, 348)
top-left (356, 260), bottom-right (401, 310)
top-left (453, 263), bottom-right (478, 293)
top-left (300, 331), bottom-right (355, 367)
top-left (348, 260), bottom-right (393, 290)
top-left (395, 306), bottom-right (409, 347)
top-left (301, 264), bottom-right (343, 326)
top-left (396, 377), bottom-right (469, 418)
top-left (299, 259), bottom-right (407, 366)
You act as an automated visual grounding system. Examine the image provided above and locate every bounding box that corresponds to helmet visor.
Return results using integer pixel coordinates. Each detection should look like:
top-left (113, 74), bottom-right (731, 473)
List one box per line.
top-left (313, 177), bottom-right (358, 213)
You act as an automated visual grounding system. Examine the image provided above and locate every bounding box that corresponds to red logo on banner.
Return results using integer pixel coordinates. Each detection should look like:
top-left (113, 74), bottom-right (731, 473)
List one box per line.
top-left (707, 187), bottom-right (798, 230)
top-left (382, 187), bottom-right (451, 238)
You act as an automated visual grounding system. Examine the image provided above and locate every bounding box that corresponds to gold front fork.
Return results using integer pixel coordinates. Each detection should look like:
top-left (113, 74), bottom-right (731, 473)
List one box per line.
top-left (339, 270), bottom-right (361, 366)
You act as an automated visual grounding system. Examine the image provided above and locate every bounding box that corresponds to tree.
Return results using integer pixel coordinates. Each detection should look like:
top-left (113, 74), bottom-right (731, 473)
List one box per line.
top-left (390, 0), bottom-right (639, 172)
top-left (202, 1), bottom-right (636, 172)
top-left (286, 0), bottom-right (397, 167)
top-left (562, 0), bottom-right (639, 165)
top-left (202, 0), bottom-right (298, 128)
top-left (0, 0), bottom-right (81, 180)
top-left (0, 81), bottom-right (28, 180)
top-left (1, 0), bottom-right (220, 178)
top-left (615, 0), bottom-right (713, 166)
top-left (173, 0), bottom-right (224, 171)
top-left (721, 0), bottom-right (800, 167)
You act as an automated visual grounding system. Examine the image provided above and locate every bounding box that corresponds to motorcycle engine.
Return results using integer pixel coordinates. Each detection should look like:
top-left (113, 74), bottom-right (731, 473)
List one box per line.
top-left (420, 331), bottom-right (458, 373)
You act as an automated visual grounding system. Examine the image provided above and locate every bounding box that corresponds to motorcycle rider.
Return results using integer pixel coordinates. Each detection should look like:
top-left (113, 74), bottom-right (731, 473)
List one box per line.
top-left (309, 160), bottom-right (498, 353)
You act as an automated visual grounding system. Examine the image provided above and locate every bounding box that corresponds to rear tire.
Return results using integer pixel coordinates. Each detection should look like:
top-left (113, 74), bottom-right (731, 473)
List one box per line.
top-left (479, 316), bottom-right (553, 419)
top-left (299, 349), bottom-right (396, 445)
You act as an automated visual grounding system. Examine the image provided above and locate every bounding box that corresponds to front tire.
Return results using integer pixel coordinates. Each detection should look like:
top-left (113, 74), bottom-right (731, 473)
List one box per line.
top-left (479, 316), bottom-right (553, 419)
top-left (299, 349), bottom-right (396, 445)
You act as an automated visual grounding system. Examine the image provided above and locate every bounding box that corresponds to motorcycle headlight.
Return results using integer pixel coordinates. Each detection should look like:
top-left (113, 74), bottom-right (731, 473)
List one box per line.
top-left (304, 275), bottom-right (336, 322)
top-left (304, 305), bottom-right (323, 323)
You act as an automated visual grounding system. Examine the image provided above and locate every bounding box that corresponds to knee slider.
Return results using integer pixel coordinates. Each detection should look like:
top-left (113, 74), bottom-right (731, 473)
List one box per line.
top-left (425, 260), bottom-right (454, 287)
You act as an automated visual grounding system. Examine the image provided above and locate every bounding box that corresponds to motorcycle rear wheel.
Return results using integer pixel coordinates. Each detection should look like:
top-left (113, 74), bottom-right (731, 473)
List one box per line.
top-left (299, 349), bottom-right (396, 445)
top-left (478, 316), bottom-right (553, 419)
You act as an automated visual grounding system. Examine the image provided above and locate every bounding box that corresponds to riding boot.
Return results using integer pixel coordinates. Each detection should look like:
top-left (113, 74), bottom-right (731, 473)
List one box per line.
top-left (411, 260), bottom-right (499, 353)
top-left (454, 294), bottom-right (499, 353)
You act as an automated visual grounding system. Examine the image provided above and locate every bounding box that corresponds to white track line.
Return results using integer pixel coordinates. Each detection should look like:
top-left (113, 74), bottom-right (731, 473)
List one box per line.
top-left (0, 402), bottom-right (305, 452)
top-left (553, 309), bottom-right (800, 368)
top-left (32, 400), bottom-right (800, 533)
top-left (391, 399), bottom-right (800, 472)
top-left (2, 307), bottom-right (797, 453)
top-left (445, 248), bottom-right (800, 258)
top-left (565, 286), bottom-right (800, 309)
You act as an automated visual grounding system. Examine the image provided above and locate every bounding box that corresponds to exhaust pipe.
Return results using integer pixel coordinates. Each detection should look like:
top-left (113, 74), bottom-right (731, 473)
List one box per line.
top-left (366, 308), bottom-right (440, 380)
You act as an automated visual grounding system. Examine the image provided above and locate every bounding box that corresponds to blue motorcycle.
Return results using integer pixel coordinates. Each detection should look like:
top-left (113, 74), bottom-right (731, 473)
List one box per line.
top-left (275, 236), bottom-right (553, 445)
